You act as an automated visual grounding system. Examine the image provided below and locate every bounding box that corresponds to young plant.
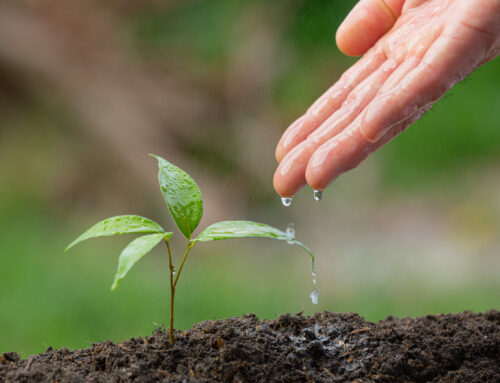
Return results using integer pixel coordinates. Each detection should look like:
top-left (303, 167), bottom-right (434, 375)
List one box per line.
top-left (66, 154), bottom-right (314, 344)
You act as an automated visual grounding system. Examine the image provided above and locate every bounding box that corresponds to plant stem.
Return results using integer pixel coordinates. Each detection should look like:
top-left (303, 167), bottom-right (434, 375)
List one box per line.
top-left (165, 239), bottom-right (175, 344)
top-left (165, 239), bottom-right (195, 345)
top-left (174, 241), bottom-right (194, 288)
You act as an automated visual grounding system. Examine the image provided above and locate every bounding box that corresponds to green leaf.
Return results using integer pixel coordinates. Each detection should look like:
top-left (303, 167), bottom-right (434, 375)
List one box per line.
top-left (65, 215), bottom-right (165, 251)
top-left (151, 154), bottom-right (203, 239)
top-left (194, 220), bottom-right (314, 261)
top-left (111, 232), bottom-right (172, 290)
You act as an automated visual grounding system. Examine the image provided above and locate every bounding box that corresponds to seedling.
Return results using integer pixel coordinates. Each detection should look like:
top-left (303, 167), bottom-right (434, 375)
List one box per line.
top-left (66, 154), bottom-right (314, 344)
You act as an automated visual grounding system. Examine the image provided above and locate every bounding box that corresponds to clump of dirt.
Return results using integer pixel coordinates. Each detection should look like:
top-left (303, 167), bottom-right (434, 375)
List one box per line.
top-left (1, 311), bottom-right (499, 382)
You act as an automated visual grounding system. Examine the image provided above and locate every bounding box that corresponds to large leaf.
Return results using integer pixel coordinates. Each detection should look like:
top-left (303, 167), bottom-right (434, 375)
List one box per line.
top-left (151, 154), bottom-right (203, 239)
top-left (194, 220), bottom-right (314, 261)
top-left (65, 215), bottom-right (165, 251)
top-left (111, 232), bottom-right (172, 290)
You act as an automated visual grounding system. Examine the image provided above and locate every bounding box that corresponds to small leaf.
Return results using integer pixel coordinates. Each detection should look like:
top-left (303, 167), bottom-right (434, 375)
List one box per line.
top-left (151, 154), bottom-right (203, 239)
top-left (194, 220), bottom-right (314, 259)
top-left (111, 232), bottom-right (172, 290)
top-left (65, 215), bottom-right (165, 251)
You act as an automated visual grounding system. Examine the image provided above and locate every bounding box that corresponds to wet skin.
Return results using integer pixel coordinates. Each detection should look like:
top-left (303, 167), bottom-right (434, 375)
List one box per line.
top-left (274, 0), bottom-right (500, 197)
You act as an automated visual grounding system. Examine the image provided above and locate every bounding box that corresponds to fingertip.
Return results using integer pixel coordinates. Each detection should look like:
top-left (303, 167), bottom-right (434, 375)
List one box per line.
top-left (305, 167), bottom-right (330, 192)
top-left (305, 150), bottom-right (332, 192)
top-left (273, 146), bottom-right (311, 197)
top-left (336, 22), bottom-right (367, 57)
top-left (336, 0), bottom-right (398, 57)
top-left (272, 170), bottom-right (282, 196)
top-left (273, 163), bottom-right (288, 197)
top-left (273, 167), bottom-right (302, 198)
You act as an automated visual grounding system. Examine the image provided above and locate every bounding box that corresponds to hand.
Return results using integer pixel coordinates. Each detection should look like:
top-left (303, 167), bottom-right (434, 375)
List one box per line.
top-left (273, 0), bottom-right (500, 197)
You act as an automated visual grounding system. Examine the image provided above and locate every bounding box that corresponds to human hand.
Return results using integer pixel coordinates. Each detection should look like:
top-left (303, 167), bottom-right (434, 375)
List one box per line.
top-left (274, 0), bottom-right (500, 197)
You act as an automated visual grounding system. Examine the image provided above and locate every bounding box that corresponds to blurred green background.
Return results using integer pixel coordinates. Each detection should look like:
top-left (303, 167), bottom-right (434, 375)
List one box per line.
top-left (1, 0), bottom-right (499, 357)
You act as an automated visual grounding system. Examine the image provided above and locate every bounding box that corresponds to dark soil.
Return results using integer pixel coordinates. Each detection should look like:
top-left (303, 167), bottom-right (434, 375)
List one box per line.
top-left (1, 311), bottom-right (499, 382)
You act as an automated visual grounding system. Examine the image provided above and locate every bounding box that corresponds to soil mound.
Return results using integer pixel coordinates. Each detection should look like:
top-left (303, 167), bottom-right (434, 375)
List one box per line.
top-left (1, 310), bottom-right (499, 382)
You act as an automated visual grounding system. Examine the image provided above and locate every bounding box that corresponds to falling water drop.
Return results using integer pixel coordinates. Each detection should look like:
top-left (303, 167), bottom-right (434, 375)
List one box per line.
top-left (281, 197), bottom-right (292, 207)
top-left (286, 223), bottom-right (295, 244)
top-left (310, 288), bottom-right (320, 305)
top-left (313, 190), bottom-right (323, 201)
top-left (310, 262), bottom-right (319, 304)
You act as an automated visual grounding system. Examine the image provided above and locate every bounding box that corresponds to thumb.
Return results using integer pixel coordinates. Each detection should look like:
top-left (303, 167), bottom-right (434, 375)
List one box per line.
top-left (336, 0), bottom-right (405, 57)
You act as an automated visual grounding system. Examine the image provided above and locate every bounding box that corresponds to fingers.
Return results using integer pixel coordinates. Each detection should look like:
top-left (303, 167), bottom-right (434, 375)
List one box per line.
top-left (275, 48), bottom-right (387, 163)
top-left (273, 140), bottom-right (315, 197)
top-left (336, 0), bottom-right (406, 57)
top-left (305, 105), bottom-right (427, 191)
top-left (273, 58), bottom-right (398, 197)
top-left (275, 0), bottom-right (409, 164)
top-left (275, 0), bottom-right (500, 197)
top-left (274, 33), bottom-right (440, 196)
top-left (300, 7), bottom-right (499, 191)
top-left (360, 30), bottom-right (481, 143)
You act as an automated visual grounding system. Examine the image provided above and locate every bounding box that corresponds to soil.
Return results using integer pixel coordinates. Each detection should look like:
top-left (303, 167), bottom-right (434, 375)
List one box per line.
top-left (1, 310), bottom-right (499, 382)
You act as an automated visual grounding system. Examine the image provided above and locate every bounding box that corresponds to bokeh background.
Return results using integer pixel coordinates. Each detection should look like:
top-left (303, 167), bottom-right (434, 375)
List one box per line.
top-left (1, 0), bottom-right (499, 357)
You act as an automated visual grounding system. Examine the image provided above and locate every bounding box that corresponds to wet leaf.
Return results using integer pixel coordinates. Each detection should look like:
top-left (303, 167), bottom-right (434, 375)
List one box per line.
top-left (111, 232), bottom-right (172, 290)
top-left (194, 220), bottom-right (314, 259)
top-left (65, 215), bottom-right (165, 251)
top-left (151, 154), bottom-right (203, 239)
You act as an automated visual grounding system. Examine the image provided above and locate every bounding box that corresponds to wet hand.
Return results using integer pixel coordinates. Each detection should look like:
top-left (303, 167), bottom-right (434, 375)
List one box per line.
top-left (274, 0), bottom-right (500, 197)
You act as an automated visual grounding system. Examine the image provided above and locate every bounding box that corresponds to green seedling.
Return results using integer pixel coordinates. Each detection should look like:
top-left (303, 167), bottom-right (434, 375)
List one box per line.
top-left (66, 154), bottom-right (314, 344)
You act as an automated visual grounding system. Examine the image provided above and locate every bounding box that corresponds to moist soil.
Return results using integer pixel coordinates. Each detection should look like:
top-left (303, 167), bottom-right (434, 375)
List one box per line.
top-left (1, 310), bottom-right (499, 382)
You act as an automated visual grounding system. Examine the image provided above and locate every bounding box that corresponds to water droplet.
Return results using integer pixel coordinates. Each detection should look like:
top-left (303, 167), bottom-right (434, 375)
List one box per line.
top-left (312, 270), bottom-right (317, 285)
top-left (310, 288), bottom-right (319, 305)
top-left (281, 197), bottom-right (292, 207)
top-left (313, 190), bottom-right (323, 201)
top-left (286, 223), bottom-right (295, 244)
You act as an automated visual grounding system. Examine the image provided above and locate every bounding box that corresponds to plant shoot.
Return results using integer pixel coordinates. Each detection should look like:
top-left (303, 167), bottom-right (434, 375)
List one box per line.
top-left (66, 154), bottom-right (314, 344)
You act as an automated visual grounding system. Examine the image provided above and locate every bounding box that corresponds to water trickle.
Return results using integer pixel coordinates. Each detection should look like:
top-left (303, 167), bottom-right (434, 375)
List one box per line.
top-left (286, 223), bottom-right (295, 244)
top-left (281, 197), bottom-right (292, 207)
top-left (310, 288), bottom-right (320, 305)
top-left (310, 262), bottom-right (318, 304)
top-left (313, 190), bottom-right (323, 201)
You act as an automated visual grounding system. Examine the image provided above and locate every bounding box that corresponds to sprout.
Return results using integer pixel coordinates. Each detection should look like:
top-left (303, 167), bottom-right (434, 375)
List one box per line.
top-left (66, 154), bottom-right (314, 344)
